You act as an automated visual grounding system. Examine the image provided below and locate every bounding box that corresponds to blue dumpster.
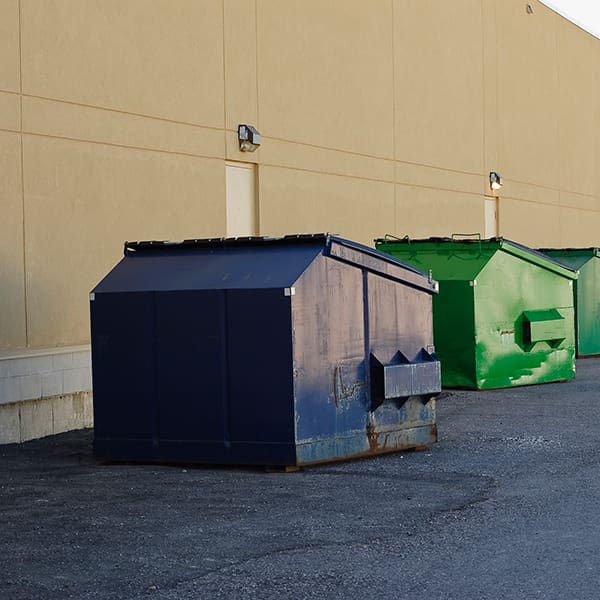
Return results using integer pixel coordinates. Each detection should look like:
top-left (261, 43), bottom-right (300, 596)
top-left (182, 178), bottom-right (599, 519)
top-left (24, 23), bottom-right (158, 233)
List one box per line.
top-left (90, 234), bottom-right (440, 467)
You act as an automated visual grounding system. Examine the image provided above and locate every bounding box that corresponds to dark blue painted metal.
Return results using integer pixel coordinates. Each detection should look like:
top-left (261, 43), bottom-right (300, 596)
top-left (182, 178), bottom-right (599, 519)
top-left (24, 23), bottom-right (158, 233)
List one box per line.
top-left (226, 289), bottom-right (295, 447)
top-left (90, 292), bottom-right (157, 446)
top-left (154, 291), bottom-right (228, 444)
top-left (91, 234), bottom-right (439, 466)
top-left (95, 241), bottom-right (323, 293)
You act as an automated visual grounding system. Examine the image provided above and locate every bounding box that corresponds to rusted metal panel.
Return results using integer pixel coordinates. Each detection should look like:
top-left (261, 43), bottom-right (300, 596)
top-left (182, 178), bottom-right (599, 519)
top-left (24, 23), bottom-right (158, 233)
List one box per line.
top-left (292, 252), bottom-right (440, 465)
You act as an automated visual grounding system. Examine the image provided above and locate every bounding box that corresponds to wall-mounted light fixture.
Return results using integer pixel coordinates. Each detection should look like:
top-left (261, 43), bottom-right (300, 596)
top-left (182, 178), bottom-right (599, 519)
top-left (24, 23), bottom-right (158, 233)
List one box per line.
top-left (238, 124), bottom-right (261, 152)
top-left (526, 4), bottom-right (534, 14)
top-left (489, 171), bottom-right (504, 191)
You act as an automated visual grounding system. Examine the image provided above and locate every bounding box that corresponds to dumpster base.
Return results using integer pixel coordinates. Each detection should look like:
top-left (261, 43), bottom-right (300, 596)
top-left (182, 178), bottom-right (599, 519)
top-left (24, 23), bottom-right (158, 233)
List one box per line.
top-left (296, 423), bottom-right (437, 466)
top-left (94, 423), bottom-right (437, 468)
top-left (93, 439), bottom-right (297, 467)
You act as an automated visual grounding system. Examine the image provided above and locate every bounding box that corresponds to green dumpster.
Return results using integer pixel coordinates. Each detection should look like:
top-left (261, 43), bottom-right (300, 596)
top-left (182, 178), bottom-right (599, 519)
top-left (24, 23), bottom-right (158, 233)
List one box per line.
top-left (375, 236), bottom-right (577, 389)
top-left (538, 248), bottom-right (600, 357)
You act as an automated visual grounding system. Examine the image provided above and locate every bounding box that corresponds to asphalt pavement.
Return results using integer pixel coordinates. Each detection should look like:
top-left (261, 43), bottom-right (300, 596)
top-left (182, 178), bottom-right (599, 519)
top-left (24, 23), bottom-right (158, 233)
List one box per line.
top-left (1, 359), bottom-right (600, 599)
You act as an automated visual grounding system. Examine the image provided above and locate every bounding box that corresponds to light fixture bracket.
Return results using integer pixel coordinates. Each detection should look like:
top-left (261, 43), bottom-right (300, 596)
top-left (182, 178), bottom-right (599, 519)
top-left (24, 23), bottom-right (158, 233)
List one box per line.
top-left (238, 124), bottom-right (261, 152)
top-left (489, 171), bottom-right (504, 191)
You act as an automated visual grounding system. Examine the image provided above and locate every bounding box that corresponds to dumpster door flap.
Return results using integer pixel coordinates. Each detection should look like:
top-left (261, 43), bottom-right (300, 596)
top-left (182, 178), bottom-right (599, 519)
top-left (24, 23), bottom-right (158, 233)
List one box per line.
top-left (370, 349), bottom-right (440, 410)
top-left (522, 309), bottom-right (566, 350)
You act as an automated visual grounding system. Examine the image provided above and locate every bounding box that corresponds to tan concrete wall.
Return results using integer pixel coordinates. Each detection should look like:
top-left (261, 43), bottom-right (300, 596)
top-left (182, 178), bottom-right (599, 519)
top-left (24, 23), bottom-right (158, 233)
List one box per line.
top-left (395, 0), bottom-right (484, 174)
top-left (4, 1), bottom-right (227, 350)
top-left (23, 135), bottom-right (224, 347)
top-left (0, 0), bottom-right (599, 355)
top-left (487, 0), bottom-right (600, 246)
top-left (0, 131), bottom-right (26, 351)
top-left (0, 0), bottom-right (26, 351)
top-left (20, 0), bottom-right (225, 125)
top-left (0, 0), bottom-right (20, 93)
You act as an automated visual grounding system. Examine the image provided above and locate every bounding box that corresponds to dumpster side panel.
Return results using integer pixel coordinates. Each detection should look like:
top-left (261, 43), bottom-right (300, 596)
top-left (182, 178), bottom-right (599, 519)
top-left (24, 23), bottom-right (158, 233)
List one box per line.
top-left (226, 289), bottom-right (296, 448)
top-left (367, 271), bottom-right (434, 358)
top-left (292, 254), bottom-right (366, 456)
top-left (433, 281), bottom-right (477, 388)
top-left (91, 292), bottom-right (157, 455)
top-left (292, 254), bottom-right (437, 464)
top-left (365, 271), bottom-right (437, 450)
top-left (576, 259), bottom-right (600, 356)
top-left (93, 288), bottom-right (296, 464)
top-left (538, 250), bottom-right (600, 356)
top-left (475, 252), bottom-right (576, 388)
top-left (154, 288), bottom-right (296, 465)
top-left (154, 291), bottom-right (228, 445)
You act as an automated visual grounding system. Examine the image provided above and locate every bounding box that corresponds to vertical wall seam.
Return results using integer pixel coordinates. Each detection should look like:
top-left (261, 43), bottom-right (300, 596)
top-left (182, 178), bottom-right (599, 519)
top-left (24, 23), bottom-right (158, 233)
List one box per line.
top-left (222, 0), bottom-right (229, 234)
top-left (18, 0), bottom-right (29, 347)
top-left (554, 10), bottom-right (562, 239)
top-left (391, 0), bottom-right (397, 231)
top-left (481, 0), bottom-right (499, 237)
top-left (221, 0), bottom-right (228, 150)
top-left (492, 1), bottom-right (501, 236)
top-left (494, 2), bottom-right (500, 183)
top-left (254, 0), bottom-right (261, 234)
top-left (255, 0), bottom-right (260, 129)
top-left (480, 0), bottom-right (486, 186)
top-left (254, 163), bottom-right (260, 236)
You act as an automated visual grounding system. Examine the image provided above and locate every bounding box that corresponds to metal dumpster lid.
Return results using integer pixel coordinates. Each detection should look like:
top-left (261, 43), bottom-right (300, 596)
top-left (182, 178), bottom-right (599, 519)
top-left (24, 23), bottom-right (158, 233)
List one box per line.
top-left (124, 233), bottom-right (330, 252)
top-left (537, 247), bottom-right (600, 271)
top-left (325, 236), bottom-right (438, 293)
top-left (538, 247), bottom-right (600, 257)
top-left (95, 233), bottom-right (438, 294)
top-left (374, 235), bottom-right (577, 280)
top-left (498, 239), bottom-right (578, 279)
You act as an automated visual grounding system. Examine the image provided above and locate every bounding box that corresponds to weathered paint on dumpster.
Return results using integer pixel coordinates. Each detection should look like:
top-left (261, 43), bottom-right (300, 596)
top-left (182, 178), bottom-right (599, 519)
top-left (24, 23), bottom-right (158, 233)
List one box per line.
top-left (289, 240), bottom-right (440, 464)
top-left (91, 234), bottom-right (441, 467)
top-left (375, 237), bottom-right (577, 389)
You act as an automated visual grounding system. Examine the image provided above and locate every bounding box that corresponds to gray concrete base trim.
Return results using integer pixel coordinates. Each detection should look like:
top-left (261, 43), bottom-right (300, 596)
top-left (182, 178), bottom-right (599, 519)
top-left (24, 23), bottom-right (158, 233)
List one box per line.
top-left (0, 391), bottom-right (93, 445)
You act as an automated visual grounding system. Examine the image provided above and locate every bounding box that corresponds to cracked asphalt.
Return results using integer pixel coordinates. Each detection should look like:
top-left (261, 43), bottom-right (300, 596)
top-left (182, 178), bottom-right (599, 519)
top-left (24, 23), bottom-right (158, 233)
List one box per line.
top-left (1, 358), bottom-right (600, 599)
